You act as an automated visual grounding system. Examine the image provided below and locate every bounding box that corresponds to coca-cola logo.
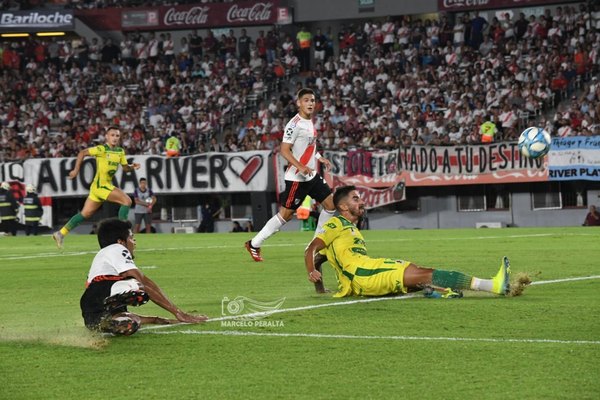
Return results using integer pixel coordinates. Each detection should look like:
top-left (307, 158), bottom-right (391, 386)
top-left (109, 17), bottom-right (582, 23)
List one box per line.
top-left (226, 3), bottom-right (272, 23)
top-left (441, 0), bottom-right (490, 8)
top-left (164, 6), bottom-right (209, 26)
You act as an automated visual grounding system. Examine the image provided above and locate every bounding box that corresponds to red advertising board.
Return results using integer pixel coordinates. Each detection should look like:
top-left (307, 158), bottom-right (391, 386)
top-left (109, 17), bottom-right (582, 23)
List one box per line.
top-left (438, 0), bottom-right (578, 12)
top-left (76, 0), bottom-right (280, 32)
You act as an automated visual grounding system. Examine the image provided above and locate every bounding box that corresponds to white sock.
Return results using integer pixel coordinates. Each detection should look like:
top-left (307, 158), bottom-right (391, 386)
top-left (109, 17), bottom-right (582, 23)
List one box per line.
top-left (314, 209), bottom-right (336, 236)
top-left (251, 213), bottom-right (287, 248)
top-left (470, 277), bottom-right (493, 292)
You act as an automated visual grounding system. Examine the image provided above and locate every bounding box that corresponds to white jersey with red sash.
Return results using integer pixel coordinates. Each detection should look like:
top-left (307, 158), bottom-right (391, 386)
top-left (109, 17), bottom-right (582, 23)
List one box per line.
top-left (283, 113), bottom-right (318, 182)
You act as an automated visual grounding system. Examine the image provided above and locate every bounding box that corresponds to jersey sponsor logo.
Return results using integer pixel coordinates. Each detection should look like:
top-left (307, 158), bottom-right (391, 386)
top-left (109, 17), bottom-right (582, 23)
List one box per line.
top-left (122, 249), bottom-right (134, 263)
top-left (325, 222), bottom-right (337, 229)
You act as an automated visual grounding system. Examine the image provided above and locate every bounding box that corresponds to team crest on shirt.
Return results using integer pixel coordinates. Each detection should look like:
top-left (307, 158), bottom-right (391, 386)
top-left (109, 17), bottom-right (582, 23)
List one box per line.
top-left (284, 127), bottom-right (294, 140)
top-left (122, 250), bottom-right (134, 263)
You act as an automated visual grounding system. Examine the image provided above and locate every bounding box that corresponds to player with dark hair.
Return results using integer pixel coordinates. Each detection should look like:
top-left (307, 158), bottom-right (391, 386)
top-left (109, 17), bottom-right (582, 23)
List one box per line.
top-left (305, 185), bottom-right (512, 298)
top-left (80, 218), bottom-right (207, 336)
top-left (245, 88), bottom-right (335, 262)
top-left (53, 126), bottom-right (140, 248)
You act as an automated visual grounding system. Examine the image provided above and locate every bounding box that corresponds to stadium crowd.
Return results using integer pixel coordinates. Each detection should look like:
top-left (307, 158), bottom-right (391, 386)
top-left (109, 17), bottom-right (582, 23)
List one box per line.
top-left (0, 3), bottom-right (599, 162)
top-left (1, 0), bottom-right (237, 11)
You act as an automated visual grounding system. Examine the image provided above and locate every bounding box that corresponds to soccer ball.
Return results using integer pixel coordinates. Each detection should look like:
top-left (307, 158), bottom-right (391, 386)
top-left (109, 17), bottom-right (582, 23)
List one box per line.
top-left (518, 127), bottom-right (552, 159)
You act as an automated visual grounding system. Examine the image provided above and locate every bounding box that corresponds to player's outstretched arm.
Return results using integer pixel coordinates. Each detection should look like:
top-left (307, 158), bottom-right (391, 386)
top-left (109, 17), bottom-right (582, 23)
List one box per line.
top-left (121, 269), bottom-right (208, 323)
top-left (68, 148), bottom-right (90, 179)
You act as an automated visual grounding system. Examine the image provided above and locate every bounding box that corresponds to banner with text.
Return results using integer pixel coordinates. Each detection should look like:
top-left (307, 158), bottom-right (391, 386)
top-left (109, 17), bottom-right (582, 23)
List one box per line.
top-left (398, 143), bottom-right (548, 186)
top-left (548, 136), bottom-right (600, 181)
top-left (438, 0), bottom-right (572, 12)
top-left (0, 10), bottom-right (74, 31)
top-left (1, 151), bottom-right (271, 197)
top-left (77, 0), bottom-right (280, 31)
top-left (324, 145), bottom-right (548, 187)
top-left (323, 149), bottom-right (403, 188)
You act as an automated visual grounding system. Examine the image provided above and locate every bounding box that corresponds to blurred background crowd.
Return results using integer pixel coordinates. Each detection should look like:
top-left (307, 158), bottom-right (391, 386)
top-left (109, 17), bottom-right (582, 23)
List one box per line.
top-left (0, 1), bottom-right (599, 162)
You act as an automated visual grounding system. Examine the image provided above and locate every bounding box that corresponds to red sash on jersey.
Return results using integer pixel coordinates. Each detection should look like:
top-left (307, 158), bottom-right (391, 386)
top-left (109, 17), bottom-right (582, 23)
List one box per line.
top-left (86, 274), bottom-right (124, 288)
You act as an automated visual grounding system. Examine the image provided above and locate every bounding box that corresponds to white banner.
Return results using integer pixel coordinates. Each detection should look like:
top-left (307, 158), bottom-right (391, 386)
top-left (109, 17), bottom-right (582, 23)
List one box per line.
top-left (2, 151), bottom-right (271, 197)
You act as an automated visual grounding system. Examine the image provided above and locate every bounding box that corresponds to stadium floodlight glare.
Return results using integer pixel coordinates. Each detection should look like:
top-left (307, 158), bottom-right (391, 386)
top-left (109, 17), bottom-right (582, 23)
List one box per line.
top-left (36, 32), bottom-right (66, 37)
top-left (1, 33), bottom-right (29, 37)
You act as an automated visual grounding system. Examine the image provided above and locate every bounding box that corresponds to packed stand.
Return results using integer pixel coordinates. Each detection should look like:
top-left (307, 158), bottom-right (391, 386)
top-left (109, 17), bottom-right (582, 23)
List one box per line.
top-left (303, 4), bottom-right (600, 150)
top-left (0, 26), bottom-right (294, 161)
top-left (1, 5), bottom-right (600, 161)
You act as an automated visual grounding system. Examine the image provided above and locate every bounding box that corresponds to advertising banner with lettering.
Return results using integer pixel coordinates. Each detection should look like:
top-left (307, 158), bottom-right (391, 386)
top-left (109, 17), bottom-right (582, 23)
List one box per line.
top-left (548, 136), bottom-right (600, 181)
top-left (323, 149), bottom-right (403, 188)
top-left (398, 143), bottom-right (548, 186)
top-left (322, 145), bottom-right (548, 187)
top-left (76, 0), bottom-right (280, 31)
top-left (0, 10), bottom-right (74, 31)
top-left (1, 151), bottom-right (271, 198)
top-left (438, 0), bottom-right (574, 12)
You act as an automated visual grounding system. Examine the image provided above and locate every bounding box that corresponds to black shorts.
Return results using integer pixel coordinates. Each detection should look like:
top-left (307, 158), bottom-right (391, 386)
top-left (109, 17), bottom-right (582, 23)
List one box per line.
top-left (80, 280), bottom-right (127, 330)
top-left (279, 174), bottom-right (332, 210)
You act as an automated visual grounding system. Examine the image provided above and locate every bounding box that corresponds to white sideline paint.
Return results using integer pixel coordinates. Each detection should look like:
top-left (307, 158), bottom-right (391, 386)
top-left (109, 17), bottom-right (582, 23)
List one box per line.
top-left (140, 275), bottom-right (600, 333)
top-left (144, 329), bottom-right (600, 346)
top-left (530, 275), bottom-right (600, 285)
top-left (0, 232), bottom-right (595, 261)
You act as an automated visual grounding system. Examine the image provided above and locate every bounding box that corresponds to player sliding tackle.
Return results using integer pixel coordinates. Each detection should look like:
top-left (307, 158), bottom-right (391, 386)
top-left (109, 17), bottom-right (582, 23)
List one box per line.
top-left (80, 219), bottom-right (207, 336)
top-left (305, 185), bottom-right (513, 298)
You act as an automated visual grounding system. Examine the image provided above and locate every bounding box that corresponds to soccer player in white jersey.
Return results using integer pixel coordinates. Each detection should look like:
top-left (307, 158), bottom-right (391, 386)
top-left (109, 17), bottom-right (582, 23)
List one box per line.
top-left (245, 89), bottom-right (336, 269)
top-left (80, 219), bottom-right (207, 335)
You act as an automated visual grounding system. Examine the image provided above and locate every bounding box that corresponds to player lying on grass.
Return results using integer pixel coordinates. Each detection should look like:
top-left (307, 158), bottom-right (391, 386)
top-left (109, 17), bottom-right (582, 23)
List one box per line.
top-left (80, 218), bottom-right (207, 336)
top-left (305, 185), bottom-right (513, 298)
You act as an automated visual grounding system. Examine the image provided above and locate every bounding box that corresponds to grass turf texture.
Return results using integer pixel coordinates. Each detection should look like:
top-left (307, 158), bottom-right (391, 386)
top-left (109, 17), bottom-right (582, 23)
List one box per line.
top-left (0, 227), bottom-right (599, 399)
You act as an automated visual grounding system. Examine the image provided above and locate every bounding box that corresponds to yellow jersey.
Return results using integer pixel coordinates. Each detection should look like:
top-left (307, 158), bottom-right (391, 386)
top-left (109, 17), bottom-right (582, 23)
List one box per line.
top-left (88, 144), bottom-right (128, 191)
top-left (317, 216), bottom-right (409, 297)
top-left (317, 216), bottom-right (371, 296)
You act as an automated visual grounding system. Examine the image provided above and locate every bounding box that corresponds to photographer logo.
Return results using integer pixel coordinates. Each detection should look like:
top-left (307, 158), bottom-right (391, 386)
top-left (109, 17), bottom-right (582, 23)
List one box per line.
top-left (221, 296), bottom-right (285, 327)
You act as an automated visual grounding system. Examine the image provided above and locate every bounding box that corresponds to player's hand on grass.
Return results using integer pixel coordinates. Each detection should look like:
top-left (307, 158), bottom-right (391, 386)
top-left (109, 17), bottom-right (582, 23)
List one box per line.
top-left (153, 316), bottom-right (178, 325)
top-left (175, 310), bottom-right (208, 324)
top-left (308, 269), bottom-right (322, 283)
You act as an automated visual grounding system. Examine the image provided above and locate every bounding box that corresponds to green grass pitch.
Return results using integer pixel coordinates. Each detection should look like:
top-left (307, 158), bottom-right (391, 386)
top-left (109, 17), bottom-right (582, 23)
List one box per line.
top-left (1, 227), bottom-right (599, 399)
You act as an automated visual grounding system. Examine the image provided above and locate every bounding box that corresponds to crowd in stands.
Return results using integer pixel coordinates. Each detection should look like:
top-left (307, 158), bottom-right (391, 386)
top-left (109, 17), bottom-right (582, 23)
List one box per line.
top-left (63, 0), bottom-right (237, 9)
top-left (0, 3), bottom-right (599, 162)
top-left (1, 0), bottom-right (235, 11)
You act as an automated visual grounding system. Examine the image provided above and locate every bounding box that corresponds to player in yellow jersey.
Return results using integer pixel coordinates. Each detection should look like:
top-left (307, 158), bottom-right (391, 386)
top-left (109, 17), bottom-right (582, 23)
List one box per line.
top-left (53, 127), bottom-right (140, 248)
top-left (304, 185), bottom-right (511, 298)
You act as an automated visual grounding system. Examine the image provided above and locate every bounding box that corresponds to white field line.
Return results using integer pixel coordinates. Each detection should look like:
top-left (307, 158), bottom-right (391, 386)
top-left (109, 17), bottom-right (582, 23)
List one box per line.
top-left (140, 275), bottom-right (600, 333)
top-left (140, 293), bottom-right (420, 332)
top-left (0, 232), bottom-right (596, 261)
top-left (143, 329), bottom-right (600, 346)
